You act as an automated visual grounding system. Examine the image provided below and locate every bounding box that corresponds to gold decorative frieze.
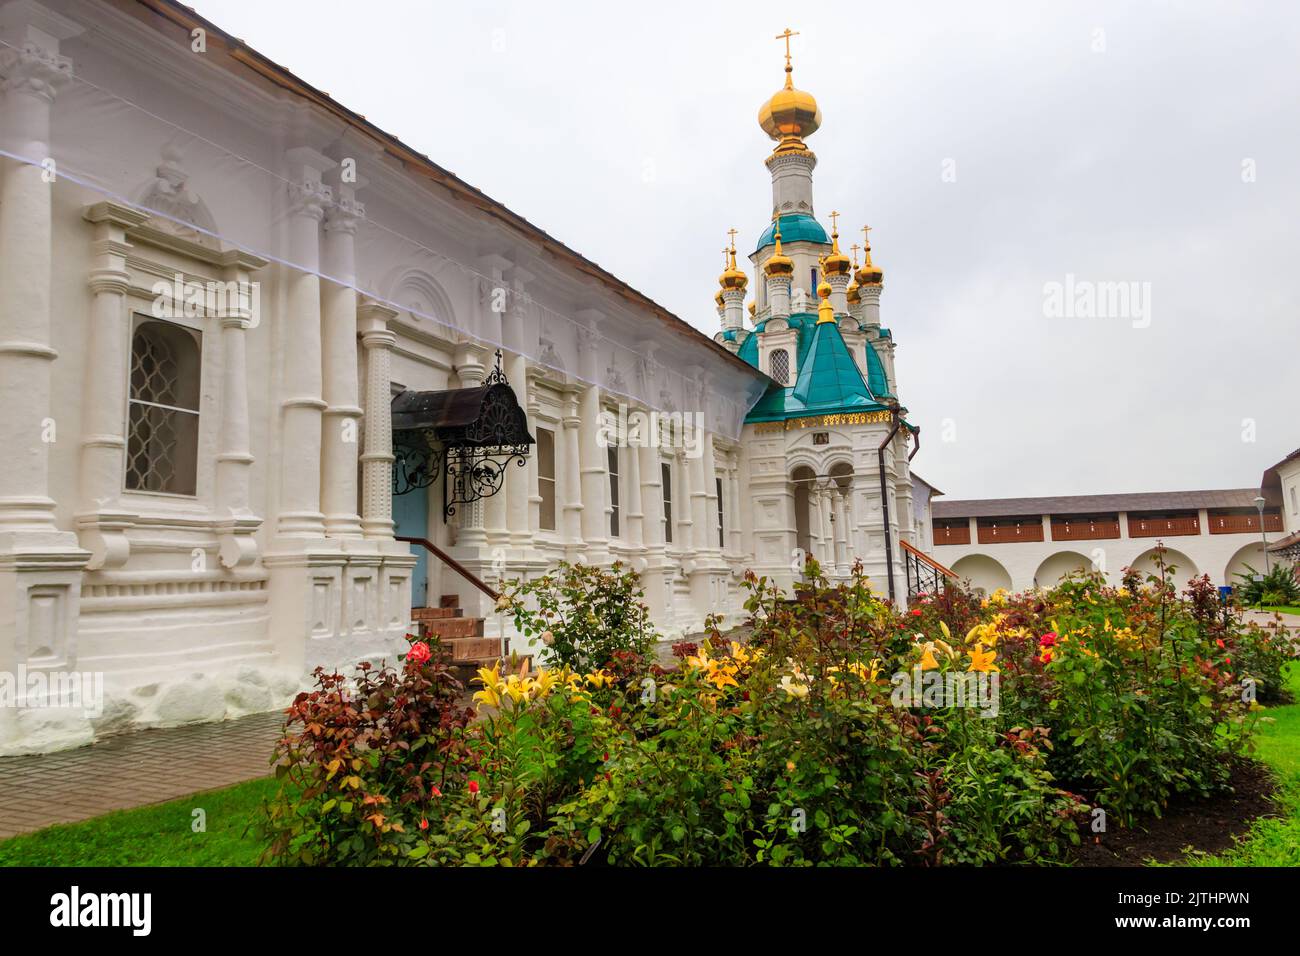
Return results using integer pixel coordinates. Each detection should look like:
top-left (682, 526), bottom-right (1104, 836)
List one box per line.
top-left (752, 410), bottom-right (893, 434)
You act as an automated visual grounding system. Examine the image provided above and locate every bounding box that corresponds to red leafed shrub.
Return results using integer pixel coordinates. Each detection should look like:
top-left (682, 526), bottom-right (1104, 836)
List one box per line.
top-left (261, 648), bottom-right (474, 866)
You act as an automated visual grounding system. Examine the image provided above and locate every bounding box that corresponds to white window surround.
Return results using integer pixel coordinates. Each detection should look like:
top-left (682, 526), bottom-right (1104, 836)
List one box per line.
top-left (758, 323), bottom-right (798, 387)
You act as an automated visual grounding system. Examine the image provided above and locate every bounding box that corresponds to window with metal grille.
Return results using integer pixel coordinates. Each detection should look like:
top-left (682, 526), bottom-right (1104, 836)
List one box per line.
top-left (125, 318), bottom-right (201, 495)
top-left (716, 476), bottom-right (725, 548)
top-left (537, 427), bottom-right (556, 531)
top-left (769, 348), bottom-right (790, 385)
top-left (662, 461), bottom-right (673, 544)
top-left (608, 445), bottom-right (620, 538)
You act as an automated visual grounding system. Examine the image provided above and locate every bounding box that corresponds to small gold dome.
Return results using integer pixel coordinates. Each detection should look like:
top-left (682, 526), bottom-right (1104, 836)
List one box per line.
top-left (846, 278), bottom-right (861, 305)
top-left (718, 241), bottom-right (749, 293)
top-left (763, 220), bottom-right (794, 276)
top-left (815, 257), bottom-right (833, 301)
top-left (855, 225), bottom-right (884, 286)
top-left (715, 288), bottom-right (725, 308)
top-left (748, 300), bottom-right (757, 317)
top-left (822, 213), bottom-right (851, 276)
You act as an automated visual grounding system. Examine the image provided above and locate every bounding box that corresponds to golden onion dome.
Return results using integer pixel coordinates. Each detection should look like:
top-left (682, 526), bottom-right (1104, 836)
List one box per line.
top-left (758, 30), bottom-right (821, 154)
top-left (822, 212), bottom-right (851, 276)
top-left (846, 278), bottom-right (861, 305)
top-left (714, 288), bottom-right (725, 308)
top-left (748, 300), bottom-right (757, 318)
top-left (762, 220), bottom-right (794, 276)
top-left (855, 225), bottom-right (884, 286)
top-left (718, 240), bottom-right (749, 293)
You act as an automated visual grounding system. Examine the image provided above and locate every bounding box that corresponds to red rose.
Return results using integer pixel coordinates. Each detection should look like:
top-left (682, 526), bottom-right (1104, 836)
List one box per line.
top-left (1216, 638), bottom-right (1226, 649)
top-left (406, 641), bottom-right (432, 664)
top-left (468, 780), bottom-right (479, 795)
top-left (431, 785), bottom-right (442, 798)
top-left (911, 609), bottom-right (923, 617)
top-left (419, 818), bottom-right (429, 831)
top-left (1039, 632), bottom-right (1057, 648)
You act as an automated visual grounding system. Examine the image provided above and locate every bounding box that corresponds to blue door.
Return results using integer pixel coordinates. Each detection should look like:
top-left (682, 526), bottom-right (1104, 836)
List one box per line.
top-left (392, 486), bottom-right (430, 608)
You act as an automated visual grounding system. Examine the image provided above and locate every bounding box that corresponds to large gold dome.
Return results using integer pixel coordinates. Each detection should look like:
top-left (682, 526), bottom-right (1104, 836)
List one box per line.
top-left (758, 76), bottom-right (821, 150)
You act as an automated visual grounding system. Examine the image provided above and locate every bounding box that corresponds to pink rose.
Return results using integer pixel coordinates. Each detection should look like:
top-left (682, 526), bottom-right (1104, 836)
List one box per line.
top-left (407, 641), bottom-right (432, 664)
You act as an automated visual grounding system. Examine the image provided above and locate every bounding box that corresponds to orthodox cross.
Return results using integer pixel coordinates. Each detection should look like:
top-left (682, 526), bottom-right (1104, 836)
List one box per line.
top-left (829, 210), bottom-right (840, 236)
top-left (775, 28), bottom-right (800, 70)
top-left (726, 227), bottom-right (738, 253)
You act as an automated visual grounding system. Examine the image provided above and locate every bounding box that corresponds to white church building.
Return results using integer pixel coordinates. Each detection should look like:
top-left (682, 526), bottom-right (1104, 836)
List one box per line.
top-left (0, 1), bottom-right (933, 752)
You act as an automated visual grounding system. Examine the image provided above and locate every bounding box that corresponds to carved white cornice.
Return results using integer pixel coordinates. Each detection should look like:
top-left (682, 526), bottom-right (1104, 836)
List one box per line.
top-left (324, 194), bottom-right (365, 234)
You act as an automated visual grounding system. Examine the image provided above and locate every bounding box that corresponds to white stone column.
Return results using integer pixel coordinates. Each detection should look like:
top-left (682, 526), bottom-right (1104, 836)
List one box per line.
top-left (828, 273), bottom-right (850, 316)
top-left (359, 302), bottom-right (398, 541)
top-left (727, 459), bottom-right (743, 556)
top-left (0, 23), bottom-right (73, 537)
top-left (833, 489), bottom-right (848, 574)
top-left (214, 249), bottom-right (267, 569)
top-left (637, 440), bottom-right (669, 619)
top-left (0, 9), bottom-right (87, 746)
top-left (575, 322), bottom-right (610, 564)
top-left (502, 279), bottom-right (534, 550)
top-left (625, 425), bottom-right (644, 548)
top-left (577, 384), bottom-right (611, 564)
top-left (76, 202), bottom-right (148, 569)
top-left (559, 385), bottom-right (584, 556)
top-left (274, 152), bottom-right (333, 540)
top-left (676, 449), bottom-right (693, 553)
top-left (320, 183), bottom-right (365, 540)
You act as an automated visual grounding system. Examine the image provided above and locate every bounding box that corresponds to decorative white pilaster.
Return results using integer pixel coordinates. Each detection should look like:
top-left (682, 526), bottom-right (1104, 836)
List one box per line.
top-left (559, 385), bottom-right (585, 558)
top-left (214, 248), bottom-right (267, 569)
top-left (625, 425), bottom-right (643, 548)
top-left (359, 301), bottom-right (399, 541)
top-left (637, 440), bottom-right (670, 623)
top-left (320, 179), bottom-right (365, 540)
top-left (76, 202), bottom-right (148, 570)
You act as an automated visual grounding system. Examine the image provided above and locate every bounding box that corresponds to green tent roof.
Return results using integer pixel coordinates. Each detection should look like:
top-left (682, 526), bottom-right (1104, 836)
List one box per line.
top-left (739, 313), bottom-right (893, 423)
top-left (755, 214), bottom-right (828, 253)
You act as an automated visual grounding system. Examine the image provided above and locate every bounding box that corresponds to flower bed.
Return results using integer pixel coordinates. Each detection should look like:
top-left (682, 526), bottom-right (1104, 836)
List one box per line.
top-left (261, 550), bottom-right (1296, 866)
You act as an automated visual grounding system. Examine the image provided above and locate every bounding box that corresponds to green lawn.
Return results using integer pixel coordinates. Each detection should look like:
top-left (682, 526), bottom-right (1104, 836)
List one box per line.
top-left (0, 775), bottom-right (279, 867)
top-left (1257, 605), bottom-right (1300, 616)
top-left (4, 666), bottom-right (1300, 867)
top-left (1182, 661), bottom-right (1300, 866)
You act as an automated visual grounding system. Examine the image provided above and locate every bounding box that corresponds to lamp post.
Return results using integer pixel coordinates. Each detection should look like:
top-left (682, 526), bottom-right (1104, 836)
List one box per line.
top-left (1254, 495), bottom-right (1271, 573)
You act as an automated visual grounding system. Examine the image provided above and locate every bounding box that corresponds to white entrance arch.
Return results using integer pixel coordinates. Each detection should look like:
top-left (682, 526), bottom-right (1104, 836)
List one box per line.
top-left (1033, 551), bottom-right (1092, 589)
top-left (1129, 546), bottom-right (1200, 585)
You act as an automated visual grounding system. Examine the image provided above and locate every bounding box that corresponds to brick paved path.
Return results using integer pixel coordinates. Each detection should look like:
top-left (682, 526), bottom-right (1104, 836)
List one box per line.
top-left (0, 711), bottom-right (285, 839)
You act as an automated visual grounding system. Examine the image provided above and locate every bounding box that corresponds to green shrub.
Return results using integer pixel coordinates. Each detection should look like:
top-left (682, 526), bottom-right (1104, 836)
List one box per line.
top-left (1235, 562), bottom-right (1300, 607)
top-left (501, 561), bottom-right (656, 671)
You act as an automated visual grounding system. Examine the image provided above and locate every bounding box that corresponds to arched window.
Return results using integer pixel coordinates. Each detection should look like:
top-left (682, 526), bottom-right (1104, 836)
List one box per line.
top-left (125, 319), bottom-right (202, 495)
top-left (769, 348), bottom-right (790, 385)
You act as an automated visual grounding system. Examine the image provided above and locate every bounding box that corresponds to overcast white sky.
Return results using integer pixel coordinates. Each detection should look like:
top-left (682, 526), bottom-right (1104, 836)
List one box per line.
top-left (191, 0), bottom-right (1299, 500)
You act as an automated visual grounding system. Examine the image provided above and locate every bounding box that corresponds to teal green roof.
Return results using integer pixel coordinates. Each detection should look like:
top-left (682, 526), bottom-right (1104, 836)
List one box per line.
top-left (739, 312), bottom-right (893, 423)
top-left (755, 214), bottom-right (828, 253)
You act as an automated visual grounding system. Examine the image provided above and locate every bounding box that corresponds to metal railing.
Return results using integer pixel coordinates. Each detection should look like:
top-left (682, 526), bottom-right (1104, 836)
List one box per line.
top-left (396, 535), bottom-right (501, 602)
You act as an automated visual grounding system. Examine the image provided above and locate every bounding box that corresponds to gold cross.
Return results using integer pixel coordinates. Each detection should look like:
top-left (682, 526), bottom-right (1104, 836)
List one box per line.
top-left (862, 224), bottom-right (873, 243)
top-left (829, 210), bottom-right (840, 236)
top-left (850, 243), bottom-right (861, 267)
top-left (775, 28), bottom-right (799, 70)
top-left (727, 227), bottom-right (738, 252)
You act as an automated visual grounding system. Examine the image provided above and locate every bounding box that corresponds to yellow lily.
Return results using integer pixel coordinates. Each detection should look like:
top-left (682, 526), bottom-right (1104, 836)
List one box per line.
top-left (967, 645), bottom-right (999, 673)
